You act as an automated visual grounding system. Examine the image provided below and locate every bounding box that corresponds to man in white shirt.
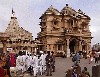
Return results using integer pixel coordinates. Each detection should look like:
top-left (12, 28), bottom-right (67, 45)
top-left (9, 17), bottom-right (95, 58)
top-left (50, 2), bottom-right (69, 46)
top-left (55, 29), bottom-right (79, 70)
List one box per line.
top-left (16, 51), bottom-right (25, 75)
top-left (31, 53), bottom-right (38, 77)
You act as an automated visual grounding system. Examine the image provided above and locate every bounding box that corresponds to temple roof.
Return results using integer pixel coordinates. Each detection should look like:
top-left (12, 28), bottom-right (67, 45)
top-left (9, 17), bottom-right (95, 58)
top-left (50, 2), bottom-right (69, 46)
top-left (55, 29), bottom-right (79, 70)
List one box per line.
top-left (40, 4), bottom-right (91, 20)
top-left (76, 9), bottom-right (90, 20)
top-left (44, 5), bottom-right (60, 15)
top-left (40, 5), bottom-right (60, 18)
top-left (61, 4), bottom-right (90, 20)
top-left (61, 4), bottom-right (77, 16)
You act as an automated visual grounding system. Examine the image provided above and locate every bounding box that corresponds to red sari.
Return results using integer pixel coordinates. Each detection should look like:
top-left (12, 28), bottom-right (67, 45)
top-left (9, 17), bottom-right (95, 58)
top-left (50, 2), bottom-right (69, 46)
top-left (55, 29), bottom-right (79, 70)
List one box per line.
top-left (0, 67), bottom-right (5, 77)
top-left (10, 53), bottom-right (16, 67)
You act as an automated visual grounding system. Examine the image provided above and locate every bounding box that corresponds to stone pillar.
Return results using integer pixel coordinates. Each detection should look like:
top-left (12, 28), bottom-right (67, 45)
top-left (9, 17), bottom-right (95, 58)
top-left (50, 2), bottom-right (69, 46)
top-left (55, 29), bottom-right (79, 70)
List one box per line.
top-left (67, 39), bottom-right (69, 49)
top-left (89, 43), bottom-right (92, 51)
top-left (35, 47), bottom-right (37, 53)
top-left (30, 47), bottom-right (33, 53)
top-left (66, 38), bottom-right (70, 57)
top-left (79, 41), bottom-right (82, 51)
top-left (87, 43), bottom-right (91, 53)
top-left (79, 37), bottom-right (82, 51)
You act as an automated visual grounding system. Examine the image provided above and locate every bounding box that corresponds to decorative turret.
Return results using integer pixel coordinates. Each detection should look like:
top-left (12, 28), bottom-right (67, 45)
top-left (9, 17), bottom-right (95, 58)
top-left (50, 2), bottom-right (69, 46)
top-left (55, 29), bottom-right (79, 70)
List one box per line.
top-left (61, 4), bottom-right (77, 16)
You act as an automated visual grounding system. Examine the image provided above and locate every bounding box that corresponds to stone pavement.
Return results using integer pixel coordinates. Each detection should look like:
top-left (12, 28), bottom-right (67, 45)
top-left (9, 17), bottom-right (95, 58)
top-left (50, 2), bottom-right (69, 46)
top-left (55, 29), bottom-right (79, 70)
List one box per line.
top-left (11, 57), bottom-right (100, 77)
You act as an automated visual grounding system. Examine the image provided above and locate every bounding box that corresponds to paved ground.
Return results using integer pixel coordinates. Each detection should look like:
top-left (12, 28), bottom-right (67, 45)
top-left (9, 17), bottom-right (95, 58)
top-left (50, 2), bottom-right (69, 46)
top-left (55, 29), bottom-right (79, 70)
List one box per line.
top-left (11, 57), bottom-right (100, 77)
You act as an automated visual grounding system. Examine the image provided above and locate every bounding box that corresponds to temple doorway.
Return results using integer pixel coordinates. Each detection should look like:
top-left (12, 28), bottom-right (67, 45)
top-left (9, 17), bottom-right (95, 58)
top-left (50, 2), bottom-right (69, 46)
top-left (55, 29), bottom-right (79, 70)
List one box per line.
top-left (69, 39), bottom-right (76, 53)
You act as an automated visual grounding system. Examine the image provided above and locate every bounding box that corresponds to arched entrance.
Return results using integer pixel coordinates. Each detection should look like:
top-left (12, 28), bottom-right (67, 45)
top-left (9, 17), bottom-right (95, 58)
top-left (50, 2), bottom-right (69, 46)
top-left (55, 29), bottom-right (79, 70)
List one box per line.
top-left (69, 39), bottom-right (77, 53)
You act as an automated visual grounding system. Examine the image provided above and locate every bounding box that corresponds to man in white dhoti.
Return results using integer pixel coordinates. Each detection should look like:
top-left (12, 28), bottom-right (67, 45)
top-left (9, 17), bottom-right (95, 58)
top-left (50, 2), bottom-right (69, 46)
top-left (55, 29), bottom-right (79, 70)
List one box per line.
top-left (16, 51), bottom-right (25, 75)
top-left (31, 53), bottom-right (38, 77)
top-left (22, 51), bottom-right (28, 72)
top-left (44, 51), bottom-right (48, 71)
top-left (39, 51), bottom-right (44, 74)
top-left (26, 54), bottom-right (31, 69)
top-left (26, 54), bottom-right (33, 75)
top-left (40, 51), bottom-right (47, 74)
top-left (39, 51), bottom-right (45, 75)
top-left (37, 55), bottom-right (42, 75)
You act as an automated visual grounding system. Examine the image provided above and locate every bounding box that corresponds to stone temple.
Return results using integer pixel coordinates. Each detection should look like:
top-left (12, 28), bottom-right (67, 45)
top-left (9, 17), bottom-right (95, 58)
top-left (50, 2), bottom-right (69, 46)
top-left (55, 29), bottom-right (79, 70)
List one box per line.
top-left (1, 9), bottom-right (39, 53)
top-left (37, 4), bottom-right (92, 55)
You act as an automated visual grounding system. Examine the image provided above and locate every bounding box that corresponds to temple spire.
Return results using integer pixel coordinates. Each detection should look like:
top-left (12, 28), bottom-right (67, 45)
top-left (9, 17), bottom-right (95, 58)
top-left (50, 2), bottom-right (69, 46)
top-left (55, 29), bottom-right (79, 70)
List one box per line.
top-left (11, 8), bottom-right (17, 19)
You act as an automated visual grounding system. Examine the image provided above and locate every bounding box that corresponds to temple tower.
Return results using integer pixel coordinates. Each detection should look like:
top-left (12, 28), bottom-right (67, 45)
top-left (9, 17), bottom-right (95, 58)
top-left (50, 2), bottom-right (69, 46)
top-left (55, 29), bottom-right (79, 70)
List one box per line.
top-left (5, 9), bottom-right (34, 53)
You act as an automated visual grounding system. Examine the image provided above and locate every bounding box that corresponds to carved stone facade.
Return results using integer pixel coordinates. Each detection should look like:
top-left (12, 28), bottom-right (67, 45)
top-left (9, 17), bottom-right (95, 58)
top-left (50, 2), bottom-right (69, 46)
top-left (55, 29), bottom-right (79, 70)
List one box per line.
top-left (37, 4), bottom-right (92, 55)
top-left (4, 10), bottom-right (37, 53)
top-left (0, 32), bottom-right (9, 53)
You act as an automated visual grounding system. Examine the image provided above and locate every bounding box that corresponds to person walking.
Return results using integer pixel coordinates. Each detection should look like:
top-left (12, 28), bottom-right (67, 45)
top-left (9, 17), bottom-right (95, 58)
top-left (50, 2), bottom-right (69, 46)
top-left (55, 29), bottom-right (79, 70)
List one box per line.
top-left (45, 51), bottom-right (53, 76)
top-left (31, 53), bottom-right (38, 77)
top-left (88, 51), bottom-right (92, 64)
top-left (72, 54), bottom-right (77, 65)
top-left (27, 54), bottom-right (33, 75)
top-left (81, 67), bottom-right (90, 77)
top-left (43, 51), bottom-right (47, 72)
top-left (75, 53), bottom-right (81, 63)
top-left (16, 51), bottom-right (25, 76)
top-left (51, 51), bottom-right (55, 72)
top-left (6, 51), bottom-right (12, 77)
top-left (39, 51), bottom-right (45, 75)
top-left (94, 51), bottom-right (99, 63)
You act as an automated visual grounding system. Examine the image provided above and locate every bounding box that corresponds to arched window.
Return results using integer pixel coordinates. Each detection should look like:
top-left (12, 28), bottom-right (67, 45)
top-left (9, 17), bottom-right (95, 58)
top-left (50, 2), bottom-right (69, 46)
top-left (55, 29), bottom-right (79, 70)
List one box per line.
top-left (42, 22), bottom-right (46, 26)
top-left (70, 20), bottom-right (73, 26)
top-left (58, 44), bottom-right (62, 50)
top-left (81, 22), bottom-right (87, 29)
top-left (53, 20), bottom-right (58, 25)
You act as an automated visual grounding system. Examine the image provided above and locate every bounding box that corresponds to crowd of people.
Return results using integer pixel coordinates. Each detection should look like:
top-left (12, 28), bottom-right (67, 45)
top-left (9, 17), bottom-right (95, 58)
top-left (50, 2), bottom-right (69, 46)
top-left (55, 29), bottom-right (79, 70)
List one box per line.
top-left (65, 63), bottom-right (90, 77)
top-left (0, 50), bottom-right (100, 77)
top-left (0, 50), bottom-right (55, 77)
top-left (69, 50), bottom-right (100, 77)
top-left (88, 51), bottom-right (100, 64)
top-left (16, 50), bottom-right (55, 77)
top-left (71, 50), bottom-right (100, 64)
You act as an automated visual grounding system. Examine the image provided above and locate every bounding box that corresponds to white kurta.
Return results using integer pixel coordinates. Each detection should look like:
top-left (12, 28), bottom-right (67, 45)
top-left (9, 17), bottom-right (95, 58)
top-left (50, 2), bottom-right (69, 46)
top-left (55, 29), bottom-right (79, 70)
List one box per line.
top-left (38, 57), bottom-right (42, 75)
top-left (30, 55), bottom-right (38, 76)
top-left (39, 53), bottom-right (47, 74)
top-left (26, 56), bottom-right (32, 70)
top-left (16, 55), bottom-right (25, 72)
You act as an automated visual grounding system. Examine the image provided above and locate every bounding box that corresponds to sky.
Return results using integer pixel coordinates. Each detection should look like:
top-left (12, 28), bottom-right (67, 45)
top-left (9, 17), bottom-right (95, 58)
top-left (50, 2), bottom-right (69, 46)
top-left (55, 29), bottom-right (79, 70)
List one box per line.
top-left (0, 0), bottom-right (100, 46)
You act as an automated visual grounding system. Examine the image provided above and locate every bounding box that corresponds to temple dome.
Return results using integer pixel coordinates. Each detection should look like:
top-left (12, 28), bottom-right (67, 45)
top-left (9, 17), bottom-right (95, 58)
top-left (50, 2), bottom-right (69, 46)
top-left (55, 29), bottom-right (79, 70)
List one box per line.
top-left (61, 4), bottom-right (77, 16)
top-left (44, 5), bottom-right (60, 15)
